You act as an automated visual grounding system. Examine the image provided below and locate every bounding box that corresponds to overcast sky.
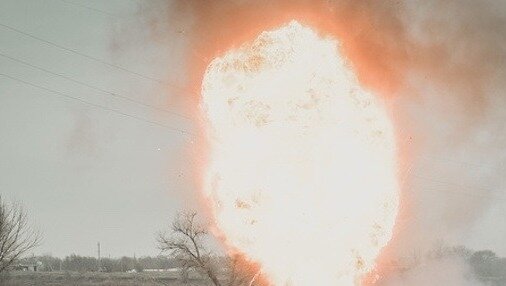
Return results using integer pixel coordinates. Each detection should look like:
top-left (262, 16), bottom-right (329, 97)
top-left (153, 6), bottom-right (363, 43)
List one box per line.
top-left (1, 0), bottom-right (506, 260)
top-left (0, 0), bottom-right (194, 258)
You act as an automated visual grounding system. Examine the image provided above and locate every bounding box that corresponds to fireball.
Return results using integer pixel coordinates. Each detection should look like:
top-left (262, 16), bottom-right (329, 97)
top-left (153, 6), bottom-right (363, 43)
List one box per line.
top-left (200, 21), bottom-right (399, 285)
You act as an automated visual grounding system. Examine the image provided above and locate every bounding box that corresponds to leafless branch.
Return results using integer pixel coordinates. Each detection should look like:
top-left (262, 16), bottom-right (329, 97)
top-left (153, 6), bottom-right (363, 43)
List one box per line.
top-left (157, 211), bottom-right (265, 286)
top-left (225, 253), bottom-right (263, 286)
top-left (158, 211), bottom-right (221, 286)
top-left (0, 196), bottom-right (42, 273)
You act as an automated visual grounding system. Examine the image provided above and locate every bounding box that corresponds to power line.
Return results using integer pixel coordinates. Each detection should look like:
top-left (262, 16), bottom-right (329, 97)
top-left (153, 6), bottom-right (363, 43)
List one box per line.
top-left (389, 133), bottom-right (503, 202)
top-left (0, 22), bottom-right (178, 87)
top-left (413, 174), bottom-right (496, 194)
top-left (48, 0), bottom-right (212, 68)
top-left (0, 52), bottom-right (191, 120)
top-left (422, 188), bottom-right (506, 201)
top-left (412, 174), bottom-right (503, 202)
top-left (2, 19), bottom-right (500, 182)
top-left (57, 0), bottom-right (122, 19)
top-left (0, 73), bottom-right (193, 135)
top-left (419, 154), bottom-right (500, 171)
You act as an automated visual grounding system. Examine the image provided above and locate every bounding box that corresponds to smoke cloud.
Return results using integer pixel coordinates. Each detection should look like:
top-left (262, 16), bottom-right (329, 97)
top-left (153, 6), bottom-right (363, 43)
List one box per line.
top-left (130, 0), bottom-right (506, 284)
top-left (383, 257), bottom-right (486, 286)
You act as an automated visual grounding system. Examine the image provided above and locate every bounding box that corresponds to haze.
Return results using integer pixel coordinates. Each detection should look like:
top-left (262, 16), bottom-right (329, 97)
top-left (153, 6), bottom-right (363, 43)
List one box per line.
top-left (1, 0), bottom-right (505, 263)
top-left (0, 0), bottom-right (193, 258)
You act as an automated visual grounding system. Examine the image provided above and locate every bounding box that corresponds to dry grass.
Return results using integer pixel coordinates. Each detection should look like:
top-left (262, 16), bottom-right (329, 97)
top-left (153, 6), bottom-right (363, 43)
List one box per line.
top-left (1, 271), bottom-right (212, 286)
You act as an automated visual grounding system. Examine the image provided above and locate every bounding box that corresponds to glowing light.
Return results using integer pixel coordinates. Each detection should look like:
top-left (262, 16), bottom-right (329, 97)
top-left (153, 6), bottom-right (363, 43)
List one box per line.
top-left (201, 21), bottom-right (399, 285)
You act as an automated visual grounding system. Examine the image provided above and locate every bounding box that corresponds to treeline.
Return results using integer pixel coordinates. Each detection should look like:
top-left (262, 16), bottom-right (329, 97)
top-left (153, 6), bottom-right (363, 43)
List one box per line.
top-left (18, 255), bottom-right (181, 273)
top-left (470, 250), bottom-right (506, 280)
top-left (17, 247), bottom-right (506, 279)
top-left (427, 247), bottom-right (506, 280)
top-left (386, 246), bottom-right (506, 282)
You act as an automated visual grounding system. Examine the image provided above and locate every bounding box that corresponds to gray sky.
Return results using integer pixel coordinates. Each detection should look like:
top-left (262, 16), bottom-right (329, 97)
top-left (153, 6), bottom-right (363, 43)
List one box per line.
top-left (1, 0), bottom-right (505, 260)
top-left (0, 0), bottom-right (193, 258)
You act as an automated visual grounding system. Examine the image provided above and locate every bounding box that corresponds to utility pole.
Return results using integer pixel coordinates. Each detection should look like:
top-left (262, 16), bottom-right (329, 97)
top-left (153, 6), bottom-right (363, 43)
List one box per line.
top-left (97, 242), bottom-right (101, 271)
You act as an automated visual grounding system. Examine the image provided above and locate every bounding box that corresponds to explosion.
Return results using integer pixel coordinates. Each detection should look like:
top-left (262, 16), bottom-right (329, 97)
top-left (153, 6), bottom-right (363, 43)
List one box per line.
top-left (200, 22), bottom-right (399, 285)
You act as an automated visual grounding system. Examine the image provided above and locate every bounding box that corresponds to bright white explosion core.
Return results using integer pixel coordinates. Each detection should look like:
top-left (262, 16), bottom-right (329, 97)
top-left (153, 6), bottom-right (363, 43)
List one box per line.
top-left (201, 21), bottom-right (399, 286)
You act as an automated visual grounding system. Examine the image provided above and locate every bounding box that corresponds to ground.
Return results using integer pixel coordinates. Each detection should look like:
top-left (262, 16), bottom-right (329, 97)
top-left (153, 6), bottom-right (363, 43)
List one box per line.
top-left (2, 271), bottom-right (211, 286)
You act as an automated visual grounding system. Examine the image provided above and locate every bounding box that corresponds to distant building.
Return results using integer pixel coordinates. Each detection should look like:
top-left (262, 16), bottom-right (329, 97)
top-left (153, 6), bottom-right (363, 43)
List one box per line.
top-left (144, 268), bottom-right (180, 273)
top-left (11, 264), bottom-right (39, 271)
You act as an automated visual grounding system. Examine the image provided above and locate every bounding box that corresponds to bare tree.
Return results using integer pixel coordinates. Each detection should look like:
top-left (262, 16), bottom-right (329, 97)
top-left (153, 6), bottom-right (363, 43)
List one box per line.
top-left (225, 253), bottom-right (262, 286)
top-left (158, 211), bottom-right (222, 286)
top-left (0, 196), bottom-right (42, 273)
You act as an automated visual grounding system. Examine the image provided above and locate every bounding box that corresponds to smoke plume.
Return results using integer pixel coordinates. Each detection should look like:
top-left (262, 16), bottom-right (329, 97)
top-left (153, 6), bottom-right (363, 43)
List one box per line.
top-left (130, 0), bottom-right (506, 284)
top-left (383, 256), bottom-right (486, 286)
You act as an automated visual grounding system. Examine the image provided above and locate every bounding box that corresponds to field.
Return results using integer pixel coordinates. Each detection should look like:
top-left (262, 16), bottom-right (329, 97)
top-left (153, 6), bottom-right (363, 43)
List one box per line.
top-left (2, 271), bottom-right (211, 286)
